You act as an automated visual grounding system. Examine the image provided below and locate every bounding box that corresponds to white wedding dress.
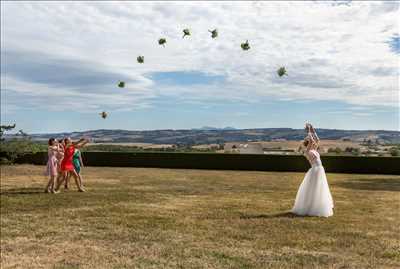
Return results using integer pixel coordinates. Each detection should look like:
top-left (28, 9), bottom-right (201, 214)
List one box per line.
top-left (292, 149), bottom-right (334, 217)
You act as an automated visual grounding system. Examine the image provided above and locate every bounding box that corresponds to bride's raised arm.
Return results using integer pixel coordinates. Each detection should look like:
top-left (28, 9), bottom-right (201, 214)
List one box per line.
top-left (304, 123), bottom-right (319, 151)
top-left (309, 124), bottom-right (320, 143)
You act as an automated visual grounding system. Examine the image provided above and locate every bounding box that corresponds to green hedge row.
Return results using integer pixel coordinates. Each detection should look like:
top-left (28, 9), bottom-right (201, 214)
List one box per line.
top-left (4, 151), bottom-right (399, 174)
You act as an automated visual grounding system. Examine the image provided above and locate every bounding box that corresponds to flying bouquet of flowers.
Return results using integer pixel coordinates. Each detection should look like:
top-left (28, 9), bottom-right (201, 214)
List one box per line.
top-left (277, 67), bottom-right (288, 77)
top-left (209, 29), bottom-right (218, 39)
top-left (137, 56), bottom-right (144, 63)
top-left (182, 28), bottom-right (191, 38)
top-left (158, 38), bottom-right (167, 47)
top-left (241, 40), bottom-right (250, 50)
top-left (99, 111), bottom-right (108, 119)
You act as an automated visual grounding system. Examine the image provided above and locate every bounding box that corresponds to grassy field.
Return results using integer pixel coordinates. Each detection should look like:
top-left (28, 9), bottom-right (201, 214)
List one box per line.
top-left (224, 140), bottom-right (381, 153)
top-left (1, 165), bottom-right (399, 269)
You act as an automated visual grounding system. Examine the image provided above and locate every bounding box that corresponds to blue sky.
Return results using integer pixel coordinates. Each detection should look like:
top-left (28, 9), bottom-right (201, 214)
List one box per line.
top-left (388, 35), bottom-right (400, 53)
top-left (1, 1), bottom-right (399, 133)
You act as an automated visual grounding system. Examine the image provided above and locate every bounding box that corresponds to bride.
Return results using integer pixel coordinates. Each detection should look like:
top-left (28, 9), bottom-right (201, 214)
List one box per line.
top-left (291, 123), bottom-right (334, 217)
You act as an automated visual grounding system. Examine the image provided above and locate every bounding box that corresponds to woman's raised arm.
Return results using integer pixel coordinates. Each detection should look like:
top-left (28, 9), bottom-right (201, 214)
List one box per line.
top-left (72, 138), bottom-right (85, 146)
top-left (309, 124), bottom-right (320, 143)
top-left (74, 138), bottom-right (90, 148)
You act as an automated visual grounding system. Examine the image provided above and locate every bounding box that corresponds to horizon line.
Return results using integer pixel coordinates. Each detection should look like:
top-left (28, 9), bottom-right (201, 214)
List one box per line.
top-left (4, 126), bottom-right (400, 135)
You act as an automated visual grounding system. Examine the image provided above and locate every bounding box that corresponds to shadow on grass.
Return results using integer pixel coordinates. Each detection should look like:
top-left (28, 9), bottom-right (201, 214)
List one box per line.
top-left (0, 187), bottom-right (45, 196)
top-left (239, 212), bottom-right (308, 219)
top-left (334, 177), bottom-right (400, 192)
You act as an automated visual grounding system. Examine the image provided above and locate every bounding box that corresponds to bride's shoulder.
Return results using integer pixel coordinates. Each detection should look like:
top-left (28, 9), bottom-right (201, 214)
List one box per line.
top-left (305, 149), bottom-right (319, 157)
top-left (304, 150), bottom-right (312, 157)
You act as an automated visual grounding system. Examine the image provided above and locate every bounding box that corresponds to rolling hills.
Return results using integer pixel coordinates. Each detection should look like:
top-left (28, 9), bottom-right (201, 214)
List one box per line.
top-left (7, 127), bottom-right (400, 145)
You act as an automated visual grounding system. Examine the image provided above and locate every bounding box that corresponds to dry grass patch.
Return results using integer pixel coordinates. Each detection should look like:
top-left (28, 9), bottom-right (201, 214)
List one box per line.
top-left (1, 164), bottom-right (399, 268)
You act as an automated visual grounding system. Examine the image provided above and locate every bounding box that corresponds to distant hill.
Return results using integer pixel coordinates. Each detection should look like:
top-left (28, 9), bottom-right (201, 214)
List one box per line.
top-left (5, 128), bottom-right (400, 145)
top-left (192, 126), bottom-right (237, 131)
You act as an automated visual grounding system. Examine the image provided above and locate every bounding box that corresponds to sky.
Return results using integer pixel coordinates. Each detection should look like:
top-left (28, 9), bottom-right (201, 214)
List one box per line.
top-left (1, 1), bottom-right (399, 133)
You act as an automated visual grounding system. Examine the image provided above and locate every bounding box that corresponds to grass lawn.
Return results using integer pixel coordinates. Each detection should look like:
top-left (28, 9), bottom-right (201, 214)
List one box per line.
top-left (1, 165), bottom-right (399, 269)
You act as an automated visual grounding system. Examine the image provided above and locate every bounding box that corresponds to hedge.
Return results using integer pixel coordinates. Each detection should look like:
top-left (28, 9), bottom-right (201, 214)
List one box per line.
top-left (3, 151), bottom-right (399, 175)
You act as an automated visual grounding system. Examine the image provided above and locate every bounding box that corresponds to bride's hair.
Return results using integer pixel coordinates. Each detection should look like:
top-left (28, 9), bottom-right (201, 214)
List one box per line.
top-left (303, 135), bottom-right (312, 147)
top-left (303, 140), bottom-right (309, 147)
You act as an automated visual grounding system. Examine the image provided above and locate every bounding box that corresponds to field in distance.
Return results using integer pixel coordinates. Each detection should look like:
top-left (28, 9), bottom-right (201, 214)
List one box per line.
top-left (91, 140), bottom-right (373, 151)
top-left (82, 139), bottom-right (399, 156)
top-left (91, 142), bottom-right (175, 149)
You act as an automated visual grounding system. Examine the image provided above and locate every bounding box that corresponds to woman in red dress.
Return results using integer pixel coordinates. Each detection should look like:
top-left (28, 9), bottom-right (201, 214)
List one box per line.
top-left (55, 137), bottom-right (89, 192)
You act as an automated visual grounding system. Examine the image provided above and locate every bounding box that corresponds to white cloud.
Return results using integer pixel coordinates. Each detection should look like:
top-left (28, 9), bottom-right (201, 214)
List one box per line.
top-left (0, 1), bottom-right (399, 113)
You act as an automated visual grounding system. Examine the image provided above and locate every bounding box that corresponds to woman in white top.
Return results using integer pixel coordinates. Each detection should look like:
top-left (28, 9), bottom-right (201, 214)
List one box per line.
top-left (292, 123), bottom-right (334, 217)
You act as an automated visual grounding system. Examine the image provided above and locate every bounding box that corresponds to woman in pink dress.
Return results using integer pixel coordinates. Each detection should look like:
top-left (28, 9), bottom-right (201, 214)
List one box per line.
top-left (44, 138), bottom-right (64, 193)
top-left (55, 137), bottom-right (89, 192)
